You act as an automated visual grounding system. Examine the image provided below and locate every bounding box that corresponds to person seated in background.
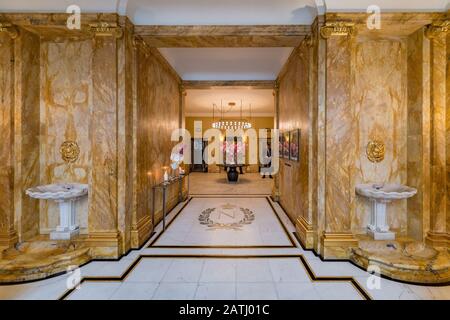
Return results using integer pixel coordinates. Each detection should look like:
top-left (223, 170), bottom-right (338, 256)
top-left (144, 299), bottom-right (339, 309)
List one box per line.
top-left (261, 143), bottom-right (273, 179)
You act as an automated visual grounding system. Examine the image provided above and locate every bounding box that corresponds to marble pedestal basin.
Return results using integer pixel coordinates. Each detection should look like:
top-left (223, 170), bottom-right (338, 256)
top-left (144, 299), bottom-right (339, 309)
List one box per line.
top-left (356, 183), bottom-right (417, 240)
top-left (26, 183), bottom-right (88, 240)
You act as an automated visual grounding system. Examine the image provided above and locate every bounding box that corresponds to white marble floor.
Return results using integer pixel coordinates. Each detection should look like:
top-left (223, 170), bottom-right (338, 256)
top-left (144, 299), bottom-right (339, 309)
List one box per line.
top-left (0, 198), bottom-right (448, 300)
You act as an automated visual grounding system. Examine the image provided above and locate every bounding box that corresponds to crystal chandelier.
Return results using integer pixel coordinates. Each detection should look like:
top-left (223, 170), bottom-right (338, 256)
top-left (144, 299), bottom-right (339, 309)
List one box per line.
top-left (211, 100), bottom-right (252, 130)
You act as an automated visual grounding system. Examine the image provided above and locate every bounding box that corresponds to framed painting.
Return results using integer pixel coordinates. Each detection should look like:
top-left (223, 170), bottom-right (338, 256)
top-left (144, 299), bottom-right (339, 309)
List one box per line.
top-left (278, 132), bottom-right (284, 159)
top-left (289, 129), bottom-right (300, 161)
top-left (282, 131), bottom-right (290, 159)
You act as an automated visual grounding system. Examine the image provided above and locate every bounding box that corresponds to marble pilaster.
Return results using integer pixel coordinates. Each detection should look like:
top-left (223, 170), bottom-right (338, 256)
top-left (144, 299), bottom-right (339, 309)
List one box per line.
top-left (426, 22), bottom-right (449, 247)
top-left (13, 28), bottom-right (41, 242)
top-left (0, 33), bottom-right (17, 247)
top-left (88, 33), bottom-right (120, 257)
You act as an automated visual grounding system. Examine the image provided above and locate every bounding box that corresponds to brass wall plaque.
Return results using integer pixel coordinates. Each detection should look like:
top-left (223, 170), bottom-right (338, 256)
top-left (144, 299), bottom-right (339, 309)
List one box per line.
top-left (60, 140), bottom-right (80, 163)
top-left (366, 140), bottom-right (385, 163)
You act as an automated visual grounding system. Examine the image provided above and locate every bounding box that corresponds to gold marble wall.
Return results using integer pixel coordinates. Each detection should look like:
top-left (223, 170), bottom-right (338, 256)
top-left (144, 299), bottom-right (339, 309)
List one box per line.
top-left (316, 13), bottom-right (449, 257)
top-left (277, 43), bottom-right (310, 226)
top-left (134, 43), bottom-right (181, 247)
top-left (353, 39), bottom-right (408, 235)
top-left (39, 40), bottom-right (92, 234)
top-left (0, 34), bottom-right (16, 246)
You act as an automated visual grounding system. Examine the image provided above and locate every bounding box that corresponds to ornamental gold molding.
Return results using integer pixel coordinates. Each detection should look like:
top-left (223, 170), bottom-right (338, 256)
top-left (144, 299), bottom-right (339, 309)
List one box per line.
top-left (425, 21), bottom-right (449, 39)
top-left (302, 34), bottom-right (315, 48)
top-left (60, 140), bottom-right (80, 163)
top-left (88, 22), bottom-right (123, 38)
top-left (320, 22), bottom-right (356, 39)
top-left (366, 140), bottom-right (385, 163)
top-left (0, 22), bottom-right (19, 39)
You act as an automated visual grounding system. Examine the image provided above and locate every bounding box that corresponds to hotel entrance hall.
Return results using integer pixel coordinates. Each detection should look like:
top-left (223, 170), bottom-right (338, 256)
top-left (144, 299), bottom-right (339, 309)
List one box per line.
top-left (0, 0), bottom-right (449, 303)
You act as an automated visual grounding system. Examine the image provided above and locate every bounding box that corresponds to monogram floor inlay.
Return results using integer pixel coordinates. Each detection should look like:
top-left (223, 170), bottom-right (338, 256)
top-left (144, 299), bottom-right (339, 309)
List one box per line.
top-left (198, 204), bottom-right (255, 231)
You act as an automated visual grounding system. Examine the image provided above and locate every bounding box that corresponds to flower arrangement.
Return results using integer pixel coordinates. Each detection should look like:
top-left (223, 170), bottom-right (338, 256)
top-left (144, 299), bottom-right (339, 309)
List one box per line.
top-left (170, 143), bottom-right (185, 170)
top-left (221, 141), bottom-right (245, 164)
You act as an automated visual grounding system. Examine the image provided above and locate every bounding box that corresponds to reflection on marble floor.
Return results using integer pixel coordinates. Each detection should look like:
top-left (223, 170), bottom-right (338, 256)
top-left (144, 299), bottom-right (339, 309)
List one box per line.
top-left (189, 172), bottom-right (273, 195)
top-left (0, 198), bottom-right (448, 300)
top-left (150, 197), bottom-right (294, 247)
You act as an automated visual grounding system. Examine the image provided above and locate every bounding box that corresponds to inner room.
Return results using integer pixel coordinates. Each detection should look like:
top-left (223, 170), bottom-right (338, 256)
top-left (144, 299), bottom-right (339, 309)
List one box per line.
top-left (0, 0), bottom-right (448, 303)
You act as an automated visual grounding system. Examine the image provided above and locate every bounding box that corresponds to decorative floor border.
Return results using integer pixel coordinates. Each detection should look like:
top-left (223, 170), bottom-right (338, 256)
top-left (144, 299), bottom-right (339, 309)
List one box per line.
top-left (147, 196), bottom-right (297, 249)
top-left (58, 254), bottom-right (372, 300)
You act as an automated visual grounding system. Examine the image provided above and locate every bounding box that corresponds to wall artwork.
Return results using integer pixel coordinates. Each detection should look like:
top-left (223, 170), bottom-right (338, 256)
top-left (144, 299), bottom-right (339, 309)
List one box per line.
top-left (282, 131), bottom-right (290, 159)
top-left (289, 129), bottom-right (300, 161)
top-left (278, 132), bottom-right (284, 158)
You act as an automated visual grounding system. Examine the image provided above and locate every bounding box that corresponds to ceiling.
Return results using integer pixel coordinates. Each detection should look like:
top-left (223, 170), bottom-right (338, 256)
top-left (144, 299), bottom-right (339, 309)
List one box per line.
top-left (159, 48), bottom-right (293, 81)
top-left (0, 1), bottom-right (447, 24)
top-left (185, 88), bottom-right (274, 117)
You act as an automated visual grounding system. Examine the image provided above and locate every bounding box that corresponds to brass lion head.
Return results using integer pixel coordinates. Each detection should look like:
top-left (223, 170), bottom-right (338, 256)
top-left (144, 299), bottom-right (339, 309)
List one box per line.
top-left (366, 140), bottom-right (385, 163)
top-left (60, 140), bottom-right (80, 163)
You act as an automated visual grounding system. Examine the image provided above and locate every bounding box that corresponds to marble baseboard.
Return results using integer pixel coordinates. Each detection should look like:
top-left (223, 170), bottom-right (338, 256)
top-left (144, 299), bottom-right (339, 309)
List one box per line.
top-left (0, 231), bottom-right (18, 248)
top-left (131, 215), bottom-right (153, 248)
top-left (131, 195), bottom-right (183, 248)
top-left (320, 233), bottom-right (359, 259)
top-left (425, 231), bottom-right (449, 248)
top-left (85, 232), bottom-right (122, 259)
top-left (295, 216), bottom-right (314, 249)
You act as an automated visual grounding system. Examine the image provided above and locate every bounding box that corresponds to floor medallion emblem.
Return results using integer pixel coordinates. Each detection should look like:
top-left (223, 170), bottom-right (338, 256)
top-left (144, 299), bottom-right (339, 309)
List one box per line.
top-left (199, 203), bottom-right (255, 230)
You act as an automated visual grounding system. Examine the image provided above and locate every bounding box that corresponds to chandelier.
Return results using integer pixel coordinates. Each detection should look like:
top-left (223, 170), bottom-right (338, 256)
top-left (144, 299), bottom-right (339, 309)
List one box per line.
top-left (211, 100), bottom-right (252, 130)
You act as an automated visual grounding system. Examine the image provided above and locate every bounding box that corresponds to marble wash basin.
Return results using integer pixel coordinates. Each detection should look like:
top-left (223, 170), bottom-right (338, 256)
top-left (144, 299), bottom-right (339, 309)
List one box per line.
top-left (26, 183), bottom-right (88, 240)
top-left (26, 183), bottom-right (88, 201)
top-left (355, 183), bottom-right (417, 201)
top-left (355, 183), bottom-right (417, 241)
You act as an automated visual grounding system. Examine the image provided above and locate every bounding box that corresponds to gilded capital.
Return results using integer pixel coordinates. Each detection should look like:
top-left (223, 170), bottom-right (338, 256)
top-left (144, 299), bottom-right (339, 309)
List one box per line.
top-left (320, 22), bottom-right (356, 39)
top-left (0, 22), bottom-right (19, 39)
top-left (89, 22), bottom-right (123, 38)
top-left (425, 21), bottom-right (449, 39)
top-left (303, 34), bottom-right (315, 48)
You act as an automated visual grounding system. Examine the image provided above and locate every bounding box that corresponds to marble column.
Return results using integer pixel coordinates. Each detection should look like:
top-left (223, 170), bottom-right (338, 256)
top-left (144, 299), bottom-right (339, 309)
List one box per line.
top-left (320, 22), bottom-right (358, 258)
top-left (0, 31), bottom-right (18, 247)
top-left (425, 22), bottom-right (449, 247)
top-left (117, 17), bottom-right (134, 254)
top-left (406, 28), bottom-right (431, 241)
top-left (88, 25), bottom-right (121, 257)
top-left (272, 82), bottom-right (281, 202)
top-left (315, 16), bottom-right (327, 255)
top-left (13, 28), bottom-right (41, 242)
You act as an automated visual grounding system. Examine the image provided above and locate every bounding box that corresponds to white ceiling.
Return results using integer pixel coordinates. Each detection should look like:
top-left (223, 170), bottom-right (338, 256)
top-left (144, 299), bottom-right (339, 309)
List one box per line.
top-left (185, 88), bottom-right (274, 117)
top-left (159, 48), bottom-right (294, 81)
top-left (0, 1), bottom-right (447, 24)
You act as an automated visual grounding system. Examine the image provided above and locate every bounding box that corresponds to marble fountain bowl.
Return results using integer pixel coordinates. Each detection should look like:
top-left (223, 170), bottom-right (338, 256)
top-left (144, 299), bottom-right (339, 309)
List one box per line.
top-left (351, 240), bottom-right (450, 284)
top-left (26, 183), bottom-right (88, 201)
top-left (26, 183), bottom-right (88, 240)
top-left (0, 240), bottom-right (91, 283)
top-left (355, 183), bottom-right (417, 201)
